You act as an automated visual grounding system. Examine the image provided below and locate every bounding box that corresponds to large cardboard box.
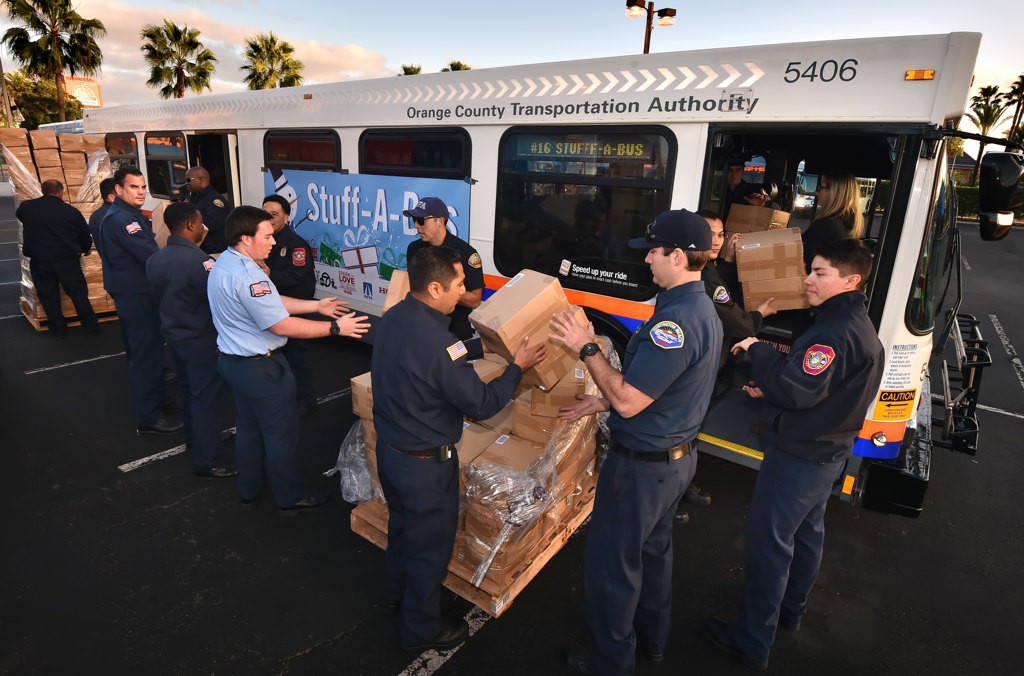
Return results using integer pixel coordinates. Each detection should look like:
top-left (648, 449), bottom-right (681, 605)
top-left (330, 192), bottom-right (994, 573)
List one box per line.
top-left (28, 130), bottom-right (58, 149)
top-left (475, 399), bottom-right (515, 434)
top-left (60, 152), bottom-right (87, 172)
top-left (531, 363), bottom-right (587, 417)
top-left (513, 391), bottom-right (560, 444)
top-left (469, 270), bottom-right (582, 390)
top-left (382, 269), bottom-right (409, 314)
top-left (37, 167), bottom-right (66, 184)
top-left (0, 128), bottom-right (29, 147)
top-left (58, 134), bottom-right (84, 152)
top-left (742, 276), bottom-right (809, 311)
top-left (351, 371), bottom-right (374, 419)
top-left (474, 433), bottom-right (545, 474)
top-left (472, 358), bottom-right (507, 384)
top-left (727, 204), bottom-right (791, 234)
top-left (32, 148), bottom-right (61, 168)
top-left (81, 134), bottom-right (106, 154)
top-left (735, 228), bottom-right (805, 282)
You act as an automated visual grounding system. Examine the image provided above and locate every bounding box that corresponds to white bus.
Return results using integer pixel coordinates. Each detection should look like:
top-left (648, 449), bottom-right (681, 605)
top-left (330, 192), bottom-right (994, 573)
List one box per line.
top-left (83, 32), bottom-right (1022, 516)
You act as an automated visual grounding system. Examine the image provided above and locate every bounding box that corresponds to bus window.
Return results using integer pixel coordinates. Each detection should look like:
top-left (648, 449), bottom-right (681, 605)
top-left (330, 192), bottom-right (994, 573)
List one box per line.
top-left (360, 128), bottom-right (470, 180)
top-left (495, 127), bottom-right (675, 301)
top-left (143, 132), bottom-right (187, 199)
top-left (907, 147), bottom-right (956, 334)
top-left (105, 133), bottom-right (138, 173)
top-left (264, 129), bottom-right (341, 173)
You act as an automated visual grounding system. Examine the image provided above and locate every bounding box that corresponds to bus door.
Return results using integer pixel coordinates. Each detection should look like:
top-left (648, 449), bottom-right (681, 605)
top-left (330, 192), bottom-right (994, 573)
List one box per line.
top-left (186, 132), bottom-right (240, 208)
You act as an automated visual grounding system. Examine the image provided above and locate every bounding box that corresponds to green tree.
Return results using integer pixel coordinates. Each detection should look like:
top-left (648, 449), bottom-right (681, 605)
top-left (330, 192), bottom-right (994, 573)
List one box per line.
top-left (1, 0), bottom-right (105, 122)
top-left (240, 32), bottom-right (304, 90)
top-left (398, 64), bottom-right (421, 76)
top-left (1004, 74), bottom-right (1024, 146)
top-left (4, 68), bottom-right (82, 129)
top-left (140, 20), bottom-right (217, 99)
top-left (965, 85), bottom-right (1011, 185)
top-left (947, 136), bottom-right (964, 158)
top-left (440, 60), bottom-right (471, 72)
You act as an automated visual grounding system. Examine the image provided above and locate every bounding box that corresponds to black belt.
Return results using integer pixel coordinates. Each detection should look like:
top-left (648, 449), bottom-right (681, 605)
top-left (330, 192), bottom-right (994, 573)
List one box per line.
top-left (388, 443), bottom-right (456, 461)
top-left (218, 349), bottom-right (280, 360)
top-left (611, 439), bottom-right (693, 462)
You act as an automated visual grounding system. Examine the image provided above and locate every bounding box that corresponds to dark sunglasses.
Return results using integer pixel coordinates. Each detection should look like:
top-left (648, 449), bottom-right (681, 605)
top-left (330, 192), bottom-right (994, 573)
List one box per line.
top-left (413, 216), bottom-right (439, 226)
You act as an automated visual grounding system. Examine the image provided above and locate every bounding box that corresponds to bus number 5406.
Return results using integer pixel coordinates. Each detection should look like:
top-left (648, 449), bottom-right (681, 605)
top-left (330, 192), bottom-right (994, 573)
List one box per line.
top-left (784, 59), bottom-right (858, 83)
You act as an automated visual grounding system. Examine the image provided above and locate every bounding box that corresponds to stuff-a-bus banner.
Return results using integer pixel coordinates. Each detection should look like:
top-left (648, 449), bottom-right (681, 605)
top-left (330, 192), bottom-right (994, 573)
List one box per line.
top-left (263, 169), bottom-right (470, 310)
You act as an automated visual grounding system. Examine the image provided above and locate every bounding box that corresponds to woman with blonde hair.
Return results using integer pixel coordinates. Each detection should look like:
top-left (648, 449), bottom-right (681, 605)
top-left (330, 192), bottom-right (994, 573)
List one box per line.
top-left (802, 171), bottom-right (864, 270)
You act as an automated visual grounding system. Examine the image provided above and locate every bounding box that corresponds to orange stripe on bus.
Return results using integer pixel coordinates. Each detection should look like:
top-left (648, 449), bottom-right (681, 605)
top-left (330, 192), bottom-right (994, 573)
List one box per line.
top-left (857, 419), bottom-right (908, 442)
top-left (483, 273), bottom-right (654, 322)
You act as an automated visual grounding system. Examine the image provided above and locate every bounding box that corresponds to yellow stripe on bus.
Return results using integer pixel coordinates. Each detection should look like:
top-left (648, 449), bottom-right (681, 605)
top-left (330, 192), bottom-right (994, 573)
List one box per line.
top-left (697, 432), bottom-right (764, 462)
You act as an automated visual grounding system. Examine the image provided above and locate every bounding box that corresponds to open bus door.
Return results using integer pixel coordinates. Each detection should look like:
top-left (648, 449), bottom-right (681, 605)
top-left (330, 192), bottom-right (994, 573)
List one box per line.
top-left (186, 132), bottom-right (240, 208)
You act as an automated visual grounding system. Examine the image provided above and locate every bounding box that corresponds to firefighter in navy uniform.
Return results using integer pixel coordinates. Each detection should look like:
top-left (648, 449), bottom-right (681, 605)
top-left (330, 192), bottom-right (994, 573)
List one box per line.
top-left (550, 209), bottom-right (723, 676)
top-left (404, 196), bottom-right (483, 343)
top-left (705, 239), bottom-right (884, 671)
top-left (372, 246), bottom-right (546, 652)
top-left (185, 166), bottom-right (232, 254)
top-left (262, 194), bottom-right (318, 414)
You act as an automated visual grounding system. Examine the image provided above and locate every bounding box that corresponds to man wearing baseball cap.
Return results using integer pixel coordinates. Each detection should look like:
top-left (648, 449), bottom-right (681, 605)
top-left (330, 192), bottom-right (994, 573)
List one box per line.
top-left (404, 197), bottom-right (484, 342)
top-left (551, 209), bottom-right (723, 675)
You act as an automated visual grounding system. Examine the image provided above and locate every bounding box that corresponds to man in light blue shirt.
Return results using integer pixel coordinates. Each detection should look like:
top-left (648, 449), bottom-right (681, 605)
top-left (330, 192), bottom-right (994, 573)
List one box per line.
top-left (208, 205), bottom-right (370, 513)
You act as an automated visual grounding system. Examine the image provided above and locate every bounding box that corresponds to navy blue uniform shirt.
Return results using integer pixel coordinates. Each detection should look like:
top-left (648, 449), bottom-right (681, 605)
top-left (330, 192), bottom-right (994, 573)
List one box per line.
top-left (748, 290), bottom-right (884, 463)
top-left (87, 201), bottom-right (112, 257)
top-left (610, 280), bottom-right (722, 451)
top-left (703, 259), bottom-right (763, 368)
top-left (189, 186), bottom-right (232, 254)
top-left (17, 194), bottom-right (91, 260)
top-left (371, 294), bottom-right (521, 451)
top-left (407, 231), bottom-right (484, 341)
top-left (146, 234), bottom-right (217, 350)
top-left (99, 197), bottom-right (158, 295)
top-left (267, 226), bottom-right (315, 299)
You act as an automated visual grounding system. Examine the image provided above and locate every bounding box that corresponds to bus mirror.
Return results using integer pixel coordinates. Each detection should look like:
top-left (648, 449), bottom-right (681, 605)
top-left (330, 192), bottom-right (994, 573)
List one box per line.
top-left (977, 152), bottom-right (1023, 241)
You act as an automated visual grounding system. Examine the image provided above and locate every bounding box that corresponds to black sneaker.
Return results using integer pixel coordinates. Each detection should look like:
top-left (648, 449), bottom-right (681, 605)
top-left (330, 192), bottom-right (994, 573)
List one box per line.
top-left (684, 483), bottom-right (712, 506)
top-left (278, 494), bottom-right (329, 516)
top-left (194, 466), bottom-right (239, 479)
top-left (704, 617), bottom-right (768, 671)
top-left (401, 618), bottom-right (469, 652)
top-left (137, 417), bottom-right (184, 435)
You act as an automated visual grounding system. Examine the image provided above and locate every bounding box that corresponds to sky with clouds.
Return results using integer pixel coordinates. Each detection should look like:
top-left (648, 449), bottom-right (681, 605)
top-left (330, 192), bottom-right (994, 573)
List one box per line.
top-left (1, 0), bottom-right (1021, 143)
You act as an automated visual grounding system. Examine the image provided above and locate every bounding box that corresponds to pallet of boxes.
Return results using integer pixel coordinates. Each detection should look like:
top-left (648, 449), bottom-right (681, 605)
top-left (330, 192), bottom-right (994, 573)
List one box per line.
top-left (727, 203), bottom-right (810, 311)
top-left (349, 269), bottom-right (606, 617)
top-left (0, 128), bottom-right (115, 331)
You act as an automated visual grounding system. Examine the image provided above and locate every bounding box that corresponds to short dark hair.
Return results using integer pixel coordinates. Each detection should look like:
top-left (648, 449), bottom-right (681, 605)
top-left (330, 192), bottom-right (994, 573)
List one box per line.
top-left (41, 179), bottom-right (63, 196)
top-left (262, 194), bottom-right (291, 216)
top-left (164, 202), bottom-right (200, 234)
top-left (99, 178), bottom-right (116, 201)
top-left (697, 208), bottom-right (720, 221)
top-left (113, 166), bottom-right (143, 187)
top-left (656, 246), bottom-right (712, 271)
top-left (225, 205), bottom-right (273, 245)
top-left (814, 238), bottom-right (873, 289)
top-left (408, 246), bottom-right (461, 293)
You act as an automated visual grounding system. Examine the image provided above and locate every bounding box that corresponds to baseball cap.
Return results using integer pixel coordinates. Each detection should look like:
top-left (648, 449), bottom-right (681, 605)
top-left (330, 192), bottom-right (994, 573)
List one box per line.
top-left (627, 209), bottom-right (713, 251)
top-left (403, 196), bottom-right (448, 219)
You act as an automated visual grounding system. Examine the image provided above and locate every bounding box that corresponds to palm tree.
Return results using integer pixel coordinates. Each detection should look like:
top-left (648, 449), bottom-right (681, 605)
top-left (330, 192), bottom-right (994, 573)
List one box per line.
top-left (1004, 74), bottom-right (1024, 146)
top-left (965, 85), bottom-right (1011, 185)
top-left (441, 60), bottom-right (471, 72)
top-left (399, 64), bottom-right (421, 76)
top-left (1, 0), bottom-right (105, 121)
top-left (140, 20), bottom-right (217, 99)
top-left (240, 32), bottom-right (304, 90)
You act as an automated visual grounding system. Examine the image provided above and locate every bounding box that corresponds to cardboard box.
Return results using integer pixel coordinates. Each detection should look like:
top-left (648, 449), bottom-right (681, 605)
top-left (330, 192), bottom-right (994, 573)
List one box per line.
top-left (469, 271), bottom-right (582, 390)
top-left (472, 358), bottom-right (507, 384)
top-left (513, 391), bottom-right (560, 444)
top-left (382, 269), bottom-right (409, 314)
top-left (37, 167), bottom-right (66, 184)
top-left (58, 134), bottom-right (85, 152)
top-left (28, 130), bottom-right (58, 149)
top-left (531, 363), bottom-right (587, 417)
top-left (60, 152), bottom-right (87, 172)
top-left (351, 371), bottom-right (374, 419)
top-left (727, 204), bottom-right (791, 234)
top-left (735, 228), bottom-right (805, 283)
top-left (0, 128), bottom-right (29, 147)
top-left (81, 134), bottom-right (106, 154)
top-left (32, 148), bottom-right (61, 168)
top-left (742, 277), bottom-right (809, 311)
top-left (474, 433), bottom-right (546, 474)
top-left (475, 399), bottom-right (515, 434)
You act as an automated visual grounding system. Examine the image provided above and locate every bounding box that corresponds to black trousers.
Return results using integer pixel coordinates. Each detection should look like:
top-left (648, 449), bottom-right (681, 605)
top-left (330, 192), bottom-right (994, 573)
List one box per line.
top-left (29, 257), bottom-right (98, 333)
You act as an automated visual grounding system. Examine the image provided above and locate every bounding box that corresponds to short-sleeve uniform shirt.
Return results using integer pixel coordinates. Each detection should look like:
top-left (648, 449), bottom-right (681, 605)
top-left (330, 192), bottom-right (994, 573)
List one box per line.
top-left (207, 247), bottom-right (289, 356)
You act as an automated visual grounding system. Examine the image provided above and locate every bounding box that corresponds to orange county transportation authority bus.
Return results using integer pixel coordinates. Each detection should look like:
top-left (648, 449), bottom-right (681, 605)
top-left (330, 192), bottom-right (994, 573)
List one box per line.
top-left (83, 32), bottom-right (1023, 517)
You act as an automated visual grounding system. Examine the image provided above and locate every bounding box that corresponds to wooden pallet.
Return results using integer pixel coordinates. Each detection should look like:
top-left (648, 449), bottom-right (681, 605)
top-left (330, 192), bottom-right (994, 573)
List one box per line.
top-left (351, 492), bottom-right (594, 618)
top-left (20, 300), bottom-right (118, 332)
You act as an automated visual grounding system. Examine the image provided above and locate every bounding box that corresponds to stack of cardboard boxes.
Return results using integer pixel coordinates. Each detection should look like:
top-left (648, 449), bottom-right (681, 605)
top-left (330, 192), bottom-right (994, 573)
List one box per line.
top-left (726, 203), bottom-right (810, 311)
top-left (350, 270), bottom-right (601, 603)
top-left (1, 128), bottom-right (114, 329)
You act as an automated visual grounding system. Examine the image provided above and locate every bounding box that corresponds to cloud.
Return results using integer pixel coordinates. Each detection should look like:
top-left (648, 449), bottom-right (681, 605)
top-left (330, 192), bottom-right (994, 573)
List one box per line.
top-left (1, 0), bottom-right (393, 108)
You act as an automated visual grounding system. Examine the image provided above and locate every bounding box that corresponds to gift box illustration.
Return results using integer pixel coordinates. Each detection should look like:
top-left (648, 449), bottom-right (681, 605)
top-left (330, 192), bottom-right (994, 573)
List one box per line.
top-left (342, 245), bottom-right (379, 274)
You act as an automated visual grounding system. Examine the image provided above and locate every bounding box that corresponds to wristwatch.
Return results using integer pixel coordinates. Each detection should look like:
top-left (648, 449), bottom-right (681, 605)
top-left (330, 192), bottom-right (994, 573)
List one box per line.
top-left (329, 320), bottom-right (340, 337)
top-left (579, 342), bottom-right (600, 360)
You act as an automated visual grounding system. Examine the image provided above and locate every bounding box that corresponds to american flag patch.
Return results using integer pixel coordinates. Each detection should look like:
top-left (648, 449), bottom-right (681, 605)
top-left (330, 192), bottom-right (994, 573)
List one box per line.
top-left (446, 341), bottom-right (468, 361)
top-left (125, 222), bottom-right (142, 235)
top-left (249, 281), bottom-right (272, 297)
top-left (202, 259), bottom-right (214, 272)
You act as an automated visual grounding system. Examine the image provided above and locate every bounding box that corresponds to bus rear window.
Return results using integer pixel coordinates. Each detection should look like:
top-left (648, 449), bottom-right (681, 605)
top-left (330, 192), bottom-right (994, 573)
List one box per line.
top-left (495, 127), bottom-right (675, 302)
top-left (360, 128), bottom-right (470, 180)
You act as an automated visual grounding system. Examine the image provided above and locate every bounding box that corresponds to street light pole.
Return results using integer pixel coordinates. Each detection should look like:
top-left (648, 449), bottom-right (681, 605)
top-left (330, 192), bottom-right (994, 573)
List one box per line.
top-left (642, 3), bottom-right (655, 55)
top-left (625, 0), bottom-right (676, 55)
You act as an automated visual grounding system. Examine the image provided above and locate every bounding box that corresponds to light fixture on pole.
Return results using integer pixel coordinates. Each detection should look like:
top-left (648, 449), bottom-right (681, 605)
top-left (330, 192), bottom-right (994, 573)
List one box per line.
top-left (625, 0), bottom-right (676, 55)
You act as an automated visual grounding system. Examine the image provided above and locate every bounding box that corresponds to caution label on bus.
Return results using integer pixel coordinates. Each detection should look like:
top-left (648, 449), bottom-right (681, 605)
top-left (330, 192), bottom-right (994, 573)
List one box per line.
top-left (872, 389), bottom-right (917, 421)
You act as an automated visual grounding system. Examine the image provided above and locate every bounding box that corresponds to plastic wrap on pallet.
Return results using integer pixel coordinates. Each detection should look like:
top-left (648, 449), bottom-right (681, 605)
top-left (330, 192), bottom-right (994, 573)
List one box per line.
top-left (72, 150), bottom-right (112, 204)
top-left (327, 420), bottom-right (373, 505)
top-left (2, 144), bottom-right (42, 206)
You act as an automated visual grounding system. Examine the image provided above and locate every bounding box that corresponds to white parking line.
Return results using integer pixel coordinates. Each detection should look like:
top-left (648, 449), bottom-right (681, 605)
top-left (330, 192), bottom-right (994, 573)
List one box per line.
top-left (24, 351), bottom-right (126, 375)
top-left (0, 313), bottom-right (22, 320)
top-left (977, 404), bottom-right (1024, 421)
top-left (398, 607), bottom-right (491, 676)
top-left (961, 253), bottom-right (971, 271)
top-left (988, 314), bottom-right (1024, 395)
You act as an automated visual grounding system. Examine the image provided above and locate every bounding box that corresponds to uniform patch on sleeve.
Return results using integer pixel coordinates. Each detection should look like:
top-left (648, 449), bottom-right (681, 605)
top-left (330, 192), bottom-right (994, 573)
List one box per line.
top-left (446, 341), bottom-right (468, 361)
top-left (213, 199), bottom-right (225, 208)
top-left (202, 259), bottom-right (214, 272)
top-left (125, 222), bottom-right (142, 235)
top-left (712, 285), bottom-right (730, 303)
top-left (650, 321), bottom-right (684, 349)
top-left (292, 248), bottom-right (307, 266)
top-left (467, 252), bottom-right (482, 269)
top-left (249, 281), bottom-right (272, 297)
top-left (279, 247), bottom-right (287, 257)
top-left (803, 345), bottom-right (836, 375)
